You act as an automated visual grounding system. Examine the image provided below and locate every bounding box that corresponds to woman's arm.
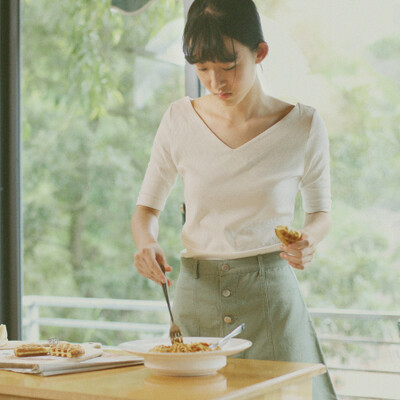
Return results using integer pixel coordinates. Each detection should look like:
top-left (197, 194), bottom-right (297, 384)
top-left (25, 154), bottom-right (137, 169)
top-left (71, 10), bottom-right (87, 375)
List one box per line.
top-left (131, 205), bottom-right (172, 285)
top-left (279, 211), bottom-right (331, 270)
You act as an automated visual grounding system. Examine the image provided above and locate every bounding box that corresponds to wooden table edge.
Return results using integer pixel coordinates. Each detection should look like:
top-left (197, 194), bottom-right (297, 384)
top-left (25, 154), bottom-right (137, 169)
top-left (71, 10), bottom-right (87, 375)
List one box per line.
top-left (215, 363), bottom-right (327, 400)
top-left (0, 359), bottom-right (327, 400)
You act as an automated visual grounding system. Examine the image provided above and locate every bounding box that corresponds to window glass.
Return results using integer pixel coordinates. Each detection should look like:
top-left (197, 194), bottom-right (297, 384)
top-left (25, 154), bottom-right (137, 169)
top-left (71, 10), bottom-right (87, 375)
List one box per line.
top-left (252, 0), bottom-right (400, 311)
top-left (22, 0), bottom-right (185, 345)
top-left (253, 0), bottom-right (400, 396)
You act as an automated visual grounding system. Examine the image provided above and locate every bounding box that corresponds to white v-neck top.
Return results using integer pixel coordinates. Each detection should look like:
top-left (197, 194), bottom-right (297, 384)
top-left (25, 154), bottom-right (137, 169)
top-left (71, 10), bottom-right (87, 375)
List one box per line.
top-left (137, 96), bottom-right (331, 259)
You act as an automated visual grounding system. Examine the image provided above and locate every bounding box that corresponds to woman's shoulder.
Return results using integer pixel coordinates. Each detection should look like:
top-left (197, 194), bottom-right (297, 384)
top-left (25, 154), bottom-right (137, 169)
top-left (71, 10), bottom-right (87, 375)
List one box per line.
top-left (271, 98), bottom-right (323, 131)
top-left (162, 96), bottom-right (193, 121)
top-left (159, 96), bottom-right (198, 131)
top-left (266, 95), bottom-right (316, 118)
top-left (296, 102), bottom-right (318, 118)
top-left (266, 97), bottom-right (327, 138)
top-left (295, 103), bottom-right (326, 134)
top-left (168, 96), bottom-right (192, 112)
top-left (292, 103), bottom-right (328, 141)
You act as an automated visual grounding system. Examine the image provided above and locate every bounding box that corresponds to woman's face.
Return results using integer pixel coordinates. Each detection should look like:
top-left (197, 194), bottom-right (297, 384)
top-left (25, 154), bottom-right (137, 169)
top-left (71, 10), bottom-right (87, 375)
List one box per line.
top-left (194, 38), bottom-right (266, 105)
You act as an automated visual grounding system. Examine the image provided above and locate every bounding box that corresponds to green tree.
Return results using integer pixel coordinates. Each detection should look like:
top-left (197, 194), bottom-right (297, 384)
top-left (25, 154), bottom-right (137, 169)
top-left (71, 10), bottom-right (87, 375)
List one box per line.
top-left (22, 0), bottom-right (184, 342)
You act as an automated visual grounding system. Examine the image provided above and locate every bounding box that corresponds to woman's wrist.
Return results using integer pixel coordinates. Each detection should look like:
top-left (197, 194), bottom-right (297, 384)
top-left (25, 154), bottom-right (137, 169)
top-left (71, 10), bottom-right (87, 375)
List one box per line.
top-left (302, 211), bottom-right (331, 245)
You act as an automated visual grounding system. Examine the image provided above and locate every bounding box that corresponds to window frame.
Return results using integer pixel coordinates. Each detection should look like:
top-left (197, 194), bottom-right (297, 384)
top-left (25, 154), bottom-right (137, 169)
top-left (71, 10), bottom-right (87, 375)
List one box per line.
top-left (184, 0), bottom-right (201, 99)
top-left (0, 0), bottom-right (23, 340)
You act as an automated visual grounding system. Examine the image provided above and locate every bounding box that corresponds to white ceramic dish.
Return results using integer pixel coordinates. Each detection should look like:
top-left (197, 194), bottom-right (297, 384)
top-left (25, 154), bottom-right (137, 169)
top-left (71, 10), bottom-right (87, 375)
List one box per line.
top-left (118, 337), bottom-right (252, 376)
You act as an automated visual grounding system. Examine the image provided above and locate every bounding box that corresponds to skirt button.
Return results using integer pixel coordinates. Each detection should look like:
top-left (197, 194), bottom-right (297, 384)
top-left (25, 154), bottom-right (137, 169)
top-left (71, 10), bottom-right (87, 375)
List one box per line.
top-left (221, 264), bottom-right (230, 272)
top-left (222, 289), bottom-right (231, 297)
top-left (224, 316), bottom-right (232, 324)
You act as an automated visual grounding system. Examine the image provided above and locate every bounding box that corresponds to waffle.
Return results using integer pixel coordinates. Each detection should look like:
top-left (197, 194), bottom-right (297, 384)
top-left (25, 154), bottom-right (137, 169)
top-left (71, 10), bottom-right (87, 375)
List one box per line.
top-left (49, 342), bottom-right (85, 358)
top-left (275, 225), bottom-right (302, 245)
top-left (14, 344), bottom-right (49, 357)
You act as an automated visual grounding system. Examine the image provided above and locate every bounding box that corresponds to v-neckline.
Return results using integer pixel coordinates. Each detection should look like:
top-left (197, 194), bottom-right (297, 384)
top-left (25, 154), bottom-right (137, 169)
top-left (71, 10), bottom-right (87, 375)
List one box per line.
top-left (185, 96), bottom-right (299, 152)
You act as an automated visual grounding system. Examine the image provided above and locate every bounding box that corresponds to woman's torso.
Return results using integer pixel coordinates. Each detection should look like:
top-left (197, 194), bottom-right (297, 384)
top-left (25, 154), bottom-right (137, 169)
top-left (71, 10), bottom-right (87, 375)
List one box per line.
top-left (137, 95), bottom-right (330, 260)
top-left (168, 96), bottom-right (316, 259)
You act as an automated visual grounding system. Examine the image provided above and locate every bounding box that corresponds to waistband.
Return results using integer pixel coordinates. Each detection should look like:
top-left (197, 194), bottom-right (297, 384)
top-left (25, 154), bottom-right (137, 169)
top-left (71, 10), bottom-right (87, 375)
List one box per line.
top-left (180, 252), bottom-right (284, 279)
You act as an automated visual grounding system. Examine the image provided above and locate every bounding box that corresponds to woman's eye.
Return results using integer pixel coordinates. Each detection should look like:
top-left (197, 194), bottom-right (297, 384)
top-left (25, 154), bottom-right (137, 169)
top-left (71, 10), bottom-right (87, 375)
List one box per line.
top-left (223, 65), bottom-right (236, 71)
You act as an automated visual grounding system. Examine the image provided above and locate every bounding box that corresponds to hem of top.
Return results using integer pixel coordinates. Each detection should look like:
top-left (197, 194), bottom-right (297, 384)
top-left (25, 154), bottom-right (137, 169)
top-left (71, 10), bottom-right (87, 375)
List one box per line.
top-left (136, 199), bottom-right (164, 211)
top-left (302, 206), bottom-right (332, 214)
top-left (180, 243), bottom-right (282, 260)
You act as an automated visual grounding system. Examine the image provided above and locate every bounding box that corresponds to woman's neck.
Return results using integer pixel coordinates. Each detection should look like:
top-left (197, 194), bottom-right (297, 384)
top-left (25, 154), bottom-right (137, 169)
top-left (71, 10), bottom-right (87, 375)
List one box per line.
top-left (211, 78), bottom-right (268, 123)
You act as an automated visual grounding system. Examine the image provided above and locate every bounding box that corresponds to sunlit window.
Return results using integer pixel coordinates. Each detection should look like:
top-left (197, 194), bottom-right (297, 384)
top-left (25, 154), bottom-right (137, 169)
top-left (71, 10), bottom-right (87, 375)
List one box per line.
top-left (22, 0), bottom-right (185, 345)
top-left (253, 1), bottom-right (400, 398)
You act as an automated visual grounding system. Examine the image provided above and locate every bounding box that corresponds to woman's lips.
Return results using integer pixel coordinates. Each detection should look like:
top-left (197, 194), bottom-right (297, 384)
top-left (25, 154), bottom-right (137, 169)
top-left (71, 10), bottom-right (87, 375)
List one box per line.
top-left (216, 92), bottom-right (232, 99)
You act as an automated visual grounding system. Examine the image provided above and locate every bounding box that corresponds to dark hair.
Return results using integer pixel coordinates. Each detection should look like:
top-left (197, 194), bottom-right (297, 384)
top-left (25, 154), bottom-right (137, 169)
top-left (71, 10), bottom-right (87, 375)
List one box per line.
top-left (183, 0), bottom-right (265, 64)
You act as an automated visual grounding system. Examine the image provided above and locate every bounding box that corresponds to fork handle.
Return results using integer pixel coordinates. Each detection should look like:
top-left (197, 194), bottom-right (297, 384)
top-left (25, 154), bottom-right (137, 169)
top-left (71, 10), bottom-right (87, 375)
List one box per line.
top-left (159, 264), bottom-right (175, 322)
top-left (210, 323), bottom-right (246, 349)
top-left (162, 283), bottom-right (174, 322)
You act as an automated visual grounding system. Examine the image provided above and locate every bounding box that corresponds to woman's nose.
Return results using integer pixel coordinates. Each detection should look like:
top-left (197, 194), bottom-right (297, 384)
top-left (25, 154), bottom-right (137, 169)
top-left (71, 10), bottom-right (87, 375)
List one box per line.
top-left (210, 70), bottom-right (226, 91)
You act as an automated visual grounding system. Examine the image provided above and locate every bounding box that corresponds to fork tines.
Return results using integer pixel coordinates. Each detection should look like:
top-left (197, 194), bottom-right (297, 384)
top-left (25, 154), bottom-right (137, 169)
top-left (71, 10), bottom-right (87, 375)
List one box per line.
top-left (48, 337), bottom-right (59, 346)
top-left (170, 327), bottom-right (183, 344)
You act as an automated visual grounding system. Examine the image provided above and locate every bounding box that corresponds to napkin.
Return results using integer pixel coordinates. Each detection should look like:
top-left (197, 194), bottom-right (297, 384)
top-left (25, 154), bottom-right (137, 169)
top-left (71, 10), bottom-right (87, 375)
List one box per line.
top-left (0, 342), bottom-right (144, 376)
top-left (0, 325), bottom-right (7, 347)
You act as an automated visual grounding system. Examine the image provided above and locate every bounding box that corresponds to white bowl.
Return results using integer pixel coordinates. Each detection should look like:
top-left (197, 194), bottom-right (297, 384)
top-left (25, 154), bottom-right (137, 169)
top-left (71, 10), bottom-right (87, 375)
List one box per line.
top-left (118, 337), bottom-right (252, 376)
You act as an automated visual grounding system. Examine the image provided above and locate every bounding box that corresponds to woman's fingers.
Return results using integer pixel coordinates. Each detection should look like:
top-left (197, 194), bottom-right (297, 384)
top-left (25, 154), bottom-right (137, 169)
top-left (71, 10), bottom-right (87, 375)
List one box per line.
top-left (278, 230), bottom-right (319, 270)
top-left (134, 245), bottom-right (171, 285)
top-left (280, 251), bottom-right (313, 264)
top-left (288, 260), bottom-right (312, 270)
top-left (134, 251), bottom-right (157, 281)
top-left (155, 254), bottom-right (174, 286)
top-left (282, 253), bottom-right (314, 270)
top-left (155, 253), bottom-right (172, 272)
top-left (280, 242), bottom-right (315, 270)
top-left (280, 246), bottom-right (313, 258)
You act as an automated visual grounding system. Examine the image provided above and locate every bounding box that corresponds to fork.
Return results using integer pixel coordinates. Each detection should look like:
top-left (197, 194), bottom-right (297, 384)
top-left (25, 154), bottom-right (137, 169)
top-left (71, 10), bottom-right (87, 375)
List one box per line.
top-left (159, 263), bottom-right (183, 344)
top-left (48, 337), bottom-right (59, 346)
top-left (209, 323), bottom-right (246, 350)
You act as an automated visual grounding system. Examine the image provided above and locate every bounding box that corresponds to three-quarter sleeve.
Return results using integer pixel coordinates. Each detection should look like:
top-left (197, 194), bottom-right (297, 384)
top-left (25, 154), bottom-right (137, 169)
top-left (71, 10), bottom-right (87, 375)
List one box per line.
top-left (136, 106), bottom-right (178, 211)
top-left (299, 110), bottom-right (332, 213)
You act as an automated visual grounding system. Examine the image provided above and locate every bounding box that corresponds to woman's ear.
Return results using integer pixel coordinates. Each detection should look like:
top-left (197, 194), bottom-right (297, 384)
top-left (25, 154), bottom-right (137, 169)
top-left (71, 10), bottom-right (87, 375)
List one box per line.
top-left (255, 41), bottom-right (269, 64)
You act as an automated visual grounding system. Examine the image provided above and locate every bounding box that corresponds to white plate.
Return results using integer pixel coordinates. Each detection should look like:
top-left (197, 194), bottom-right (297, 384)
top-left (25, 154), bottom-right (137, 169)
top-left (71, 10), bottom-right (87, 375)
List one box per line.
top-left (118, 337), bottom-right (252, 376)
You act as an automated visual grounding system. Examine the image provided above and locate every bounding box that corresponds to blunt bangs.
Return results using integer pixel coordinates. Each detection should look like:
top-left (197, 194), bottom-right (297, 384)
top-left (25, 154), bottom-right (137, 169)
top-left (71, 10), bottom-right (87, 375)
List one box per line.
top-left (183, 15), bottom-right (237, 64)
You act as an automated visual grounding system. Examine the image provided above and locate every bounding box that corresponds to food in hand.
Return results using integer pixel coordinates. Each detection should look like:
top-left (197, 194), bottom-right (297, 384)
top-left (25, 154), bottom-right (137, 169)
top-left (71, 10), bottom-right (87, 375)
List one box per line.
top-left (275, 225), bottom-right (302, 245)
top-left (150, 342), bottom-right (220, 353)
top-left (0, 324), bottom-right (7, 347)
top-left (14, 344), bottom-right (49, 357)
top-left (49, 342), bottom-right (85, 358)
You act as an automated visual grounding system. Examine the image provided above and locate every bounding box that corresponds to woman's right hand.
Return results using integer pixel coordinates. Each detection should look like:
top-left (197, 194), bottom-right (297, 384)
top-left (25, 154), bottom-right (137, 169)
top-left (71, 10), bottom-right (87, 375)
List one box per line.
top-left (133, 242), bottom-right (173, 286)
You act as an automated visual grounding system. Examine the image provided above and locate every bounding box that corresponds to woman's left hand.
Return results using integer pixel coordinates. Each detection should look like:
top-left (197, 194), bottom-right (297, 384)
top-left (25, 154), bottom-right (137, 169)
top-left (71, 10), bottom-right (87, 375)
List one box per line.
top-left (279, 231), bottom-right (316, 270)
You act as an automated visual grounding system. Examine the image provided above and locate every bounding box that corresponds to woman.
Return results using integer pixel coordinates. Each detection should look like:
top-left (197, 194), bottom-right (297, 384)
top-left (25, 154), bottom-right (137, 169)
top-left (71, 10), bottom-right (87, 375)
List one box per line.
top-left (131, 0), bottom-right (337, 398)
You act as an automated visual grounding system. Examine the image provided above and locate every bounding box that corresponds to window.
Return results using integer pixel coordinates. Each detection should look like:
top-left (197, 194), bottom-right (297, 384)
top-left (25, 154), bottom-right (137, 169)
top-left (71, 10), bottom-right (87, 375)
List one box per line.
top-left (22, 0), bottom-right (185, 345)
top-left (18, 0), bottom-right (400, 398)
top-left (253, 1), bottom-right (400, 397)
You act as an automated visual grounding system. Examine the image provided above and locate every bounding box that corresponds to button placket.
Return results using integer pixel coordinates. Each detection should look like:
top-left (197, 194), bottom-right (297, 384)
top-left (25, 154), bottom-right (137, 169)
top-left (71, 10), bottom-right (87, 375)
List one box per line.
top-left (220, 263), bottom-right (234, 326)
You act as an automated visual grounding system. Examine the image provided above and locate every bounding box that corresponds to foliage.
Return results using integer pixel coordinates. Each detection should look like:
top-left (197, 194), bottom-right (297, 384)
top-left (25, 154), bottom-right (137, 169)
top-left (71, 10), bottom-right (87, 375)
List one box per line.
top-left (22, 0), bottom-right (184, 309)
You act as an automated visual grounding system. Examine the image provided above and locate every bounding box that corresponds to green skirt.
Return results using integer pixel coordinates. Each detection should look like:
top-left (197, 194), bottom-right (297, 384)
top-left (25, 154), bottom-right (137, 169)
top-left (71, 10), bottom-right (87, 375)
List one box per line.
top-left (172, 252), bottom-right (337, 400)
